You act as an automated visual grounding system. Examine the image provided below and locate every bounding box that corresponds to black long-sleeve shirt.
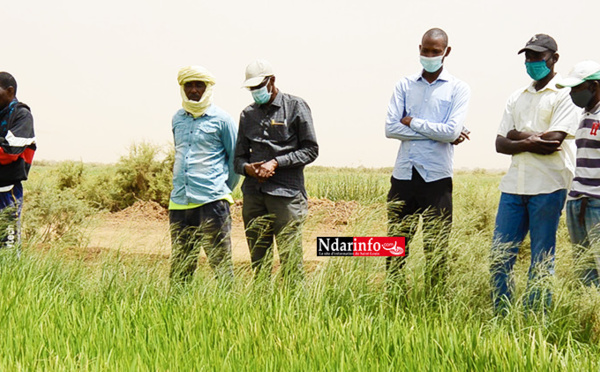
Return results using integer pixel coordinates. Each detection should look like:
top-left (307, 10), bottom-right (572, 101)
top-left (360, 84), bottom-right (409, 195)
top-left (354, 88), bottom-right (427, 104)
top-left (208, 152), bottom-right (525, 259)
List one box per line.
top-left (234, 92), bottom-right (318, 198)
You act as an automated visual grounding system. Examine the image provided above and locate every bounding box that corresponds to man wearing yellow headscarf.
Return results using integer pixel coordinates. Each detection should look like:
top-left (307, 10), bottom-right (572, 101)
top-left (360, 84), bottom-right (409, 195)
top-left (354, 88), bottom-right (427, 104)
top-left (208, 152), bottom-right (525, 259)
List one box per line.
top-left (169, 65), bottom-right (239, 284)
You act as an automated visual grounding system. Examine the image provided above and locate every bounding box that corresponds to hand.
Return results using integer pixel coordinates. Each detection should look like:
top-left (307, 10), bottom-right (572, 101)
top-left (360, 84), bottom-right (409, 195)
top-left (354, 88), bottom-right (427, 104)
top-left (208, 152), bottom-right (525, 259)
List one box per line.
top-left (244, 162), bottom-right (265, 180)
top-left (400, 116), bottom-right (413, 126)
top-left (524, 134), bottom-right (561, 155)
top-left (257, 159), bottom-right (278, 179)
top-left (452, 130), bottom-right (470, 145)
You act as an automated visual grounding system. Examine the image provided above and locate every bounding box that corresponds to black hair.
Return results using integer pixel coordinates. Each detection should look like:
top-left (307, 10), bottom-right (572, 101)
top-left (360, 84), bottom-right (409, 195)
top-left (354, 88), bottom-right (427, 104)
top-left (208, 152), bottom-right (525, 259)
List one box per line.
top-left (0, 72), bottom-right (17, 95)
top-left (423, 28), bottom-right (449, 48)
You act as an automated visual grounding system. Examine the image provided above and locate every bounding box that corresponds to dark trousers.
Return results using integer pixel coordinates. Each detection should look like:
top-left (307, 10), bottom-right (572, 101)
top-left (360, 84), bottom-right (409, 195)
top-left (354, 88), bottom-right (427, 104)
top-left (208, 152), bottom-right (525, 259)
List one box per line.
top-left (169, 200), bottom-right (233, 283)
top-left (242, 192), bottom-right (307, 279)
top-left (0, 183), bottom-right (23, 251)
top-left (386, 168), bottom-right (452, 287)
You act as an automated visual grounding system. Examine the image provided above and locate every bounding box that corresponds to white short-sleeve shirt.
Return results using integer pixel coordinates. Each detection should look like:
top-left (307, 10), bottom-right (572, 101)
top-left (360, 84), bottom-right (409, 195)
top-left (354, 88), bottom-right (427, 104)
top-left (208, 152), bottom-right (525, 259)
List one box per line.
top-left (497, 74), bottom-right (580, 195)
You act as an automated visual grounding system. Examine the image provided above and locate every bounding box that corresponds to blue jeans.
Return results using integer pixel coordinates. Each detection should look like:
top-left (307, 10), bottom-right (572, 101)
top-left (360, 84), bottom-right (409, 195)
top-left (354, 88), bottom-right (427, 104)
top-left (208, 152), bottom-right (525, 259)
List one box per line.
top-left (0, 183), bottom-right (23, 251)
top-left (566, 198), bottom-right (600, 286)
top-left (491, 190), bottom-right (567, 312)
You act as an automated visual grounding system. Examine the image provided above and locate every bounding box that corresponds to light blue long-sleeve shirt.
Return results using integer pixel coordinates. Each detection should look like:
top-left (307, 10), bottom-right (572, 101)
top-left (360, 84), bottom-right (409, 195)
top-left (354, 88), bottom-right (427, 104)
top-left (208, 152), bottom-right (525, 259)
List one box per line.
top-left (170, 105), bottom-right (240, 206)
top-left (385, 69), bottom-right (471, 182)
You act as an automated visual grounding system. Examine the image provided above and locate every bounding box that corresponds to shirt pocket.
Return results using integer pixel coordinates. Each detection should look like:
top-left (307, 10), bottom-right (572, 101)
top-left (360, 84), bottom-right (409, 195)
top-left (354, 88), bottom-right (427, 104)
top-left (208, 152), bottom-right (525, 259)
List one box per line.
top-left (432, 99), bottom-right (452, 123)
top-left (535, 100), bottom-right (554, 131)
top-left (267, 122), bottom-right (292, 144)
top-left (194, 122), bottom-right (220, 148)
top-left (266, 113), bottom-right (292, 143)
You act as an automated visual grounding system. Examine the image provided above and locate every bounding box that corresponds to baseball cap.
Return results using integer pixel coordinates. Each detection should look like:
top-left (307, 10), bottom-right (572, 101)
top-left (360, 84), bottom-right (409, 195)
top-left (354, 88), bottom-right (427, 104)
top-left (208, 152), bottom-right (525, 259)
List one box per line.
top-left (518, 34), bottom-right (558, 54)
top-left (242, 59), bottom-right (274, 88)
top-left (556, 60), bottom-right (600, 88)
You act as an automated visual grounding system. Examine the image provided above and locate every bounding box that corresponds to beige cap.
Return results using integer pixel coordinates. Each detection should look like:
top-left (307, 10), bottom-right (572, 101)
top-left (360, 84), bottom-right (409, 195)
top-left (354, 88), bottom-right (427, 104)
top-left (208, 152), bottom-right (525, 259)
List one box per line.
top-left (556, 60), bottom-right (600, 88)
top-left (242, 59), bottom-right (274, 88)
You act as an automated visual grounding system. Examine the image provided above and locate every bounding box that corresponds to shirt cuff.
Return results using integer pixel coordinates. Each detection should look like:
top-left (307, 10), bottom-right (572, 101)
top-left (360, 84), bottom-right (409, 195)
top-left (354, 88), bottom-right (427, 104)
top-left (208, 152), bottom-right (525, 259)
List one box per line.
top-left (274, 155), bottom-right (288, 168)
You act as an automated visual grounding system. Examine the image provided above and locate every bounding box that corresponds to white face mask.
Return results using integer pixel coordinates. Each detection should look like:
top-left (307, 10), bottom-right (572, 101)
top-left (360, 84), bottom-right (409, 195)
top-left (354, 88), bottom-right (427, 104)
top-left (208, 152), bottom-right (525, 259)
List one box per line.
top-left (420, 48), bottom-right (447, 73)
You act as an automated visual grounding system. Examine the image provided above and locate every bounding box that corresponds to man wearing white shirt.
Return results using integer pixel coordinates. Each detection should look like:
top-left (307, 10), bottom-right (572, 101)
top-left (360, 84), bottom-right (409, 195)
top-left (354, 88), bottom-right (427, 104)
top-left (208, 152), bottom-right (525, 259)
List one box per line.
top-left (385, 28), bottom-right (471, 289)
top-left (491, 34), bottom-right (579, 313)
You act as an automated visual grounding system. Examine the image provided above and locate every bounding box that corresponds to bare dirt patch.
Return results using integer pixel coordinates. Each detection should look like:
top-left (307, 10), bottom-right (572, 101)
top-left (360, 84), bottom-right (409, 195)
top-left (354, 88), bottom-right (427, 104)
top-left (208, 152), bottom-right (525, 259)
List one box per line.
top-left (86, 199), bottom-right (359, 263)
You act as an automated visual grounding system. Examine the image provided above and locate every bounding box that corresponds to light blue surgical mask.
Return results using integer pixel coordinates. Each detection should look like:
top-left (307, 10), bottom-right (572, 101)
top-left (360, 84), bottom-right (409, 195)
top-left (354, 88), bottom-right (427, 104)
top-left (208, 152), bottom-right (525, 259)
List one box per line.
top-left (251, 80), bottom-right (271, 105)
top-left (525, 60), bottom-right (551, 81)
top-left (420, 49), bottom-right (446, 73)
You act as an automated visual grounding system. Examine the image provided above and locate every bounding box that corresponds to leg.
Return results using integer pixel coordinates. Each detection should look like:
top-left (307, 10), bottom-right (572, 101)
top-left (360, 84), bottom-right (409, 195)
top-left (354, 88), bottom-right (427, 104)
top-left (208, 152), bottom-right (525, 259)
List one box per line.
top-left (199, 200), bottom-right (234, 282)
top-left (169, 208), bottom-right (202, 284)
top-left (416, 176), bottom-right (452, 290)
top-left (490, 193), bottom-right (529, 313)
top-left (525, 189), bottom-right (566, 310)
top-left (386, 175), bottom-right (419, 281)
top-left (583, 198), bottom-right (600, 286)
top-left (266, 193), bottom-right (308, 281)
top-left (567, 199), bottom-right (595, 286)
top-left (0, 183), bottom-right (23, 253)
top-left (242, 193), bottom-right (275, 277)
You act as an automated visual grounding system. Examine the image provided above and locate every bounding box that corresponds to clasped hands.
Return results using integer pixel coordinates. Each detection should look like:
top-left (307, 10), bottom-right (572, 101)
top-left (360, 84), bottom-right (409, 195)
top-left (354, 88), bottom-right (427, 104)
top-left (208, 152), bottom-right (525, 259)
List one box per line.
top-left (244, 159), bottom-right (278, 182)
top-left (506, 129), bottom-right (561, 155)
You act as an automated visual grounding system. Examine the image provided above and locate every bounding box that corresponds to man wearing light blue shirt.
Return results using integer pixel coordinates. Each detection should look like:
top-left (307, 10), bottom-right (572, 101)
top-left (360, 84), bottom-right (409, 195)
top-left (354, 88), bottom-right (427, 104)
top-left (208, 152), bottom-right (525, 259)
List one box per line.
top-left (385, 28), bottom-right (471, 289)
top-left (169, 66), bottom-right (240, 284)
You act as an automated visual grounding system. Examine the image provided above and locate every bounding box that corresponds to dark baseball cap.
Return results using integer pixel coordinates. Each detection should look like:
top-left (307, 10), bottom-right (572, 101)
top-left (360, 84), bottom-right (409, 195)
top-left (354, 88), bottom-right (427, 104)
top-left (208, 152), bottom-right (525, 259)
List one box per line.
top-left (518, 34), bottom-right (558, 54)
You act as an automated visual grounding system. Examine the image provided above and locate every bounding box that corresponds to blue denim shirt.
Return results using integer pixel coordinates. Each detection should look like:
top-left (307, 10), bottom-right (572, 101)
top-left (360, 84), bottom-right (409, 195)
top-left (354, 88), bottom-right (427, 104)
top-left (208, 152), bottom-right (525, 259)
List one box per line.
top-left (385, 69), bottom-right (470, 182)
top-left (170, 105), bottom-right (239, 205)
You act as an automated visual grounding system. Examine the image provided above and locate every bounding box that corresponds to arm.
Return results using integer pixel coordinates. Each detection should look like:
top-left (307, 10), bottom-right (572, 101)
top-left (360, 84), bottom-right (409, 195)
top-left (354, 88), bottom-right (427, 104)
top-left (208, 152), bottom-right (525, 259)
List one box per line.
top-left (272, 100), bottom-right (319, 168)
top-left (495, 131), bottom-right (565, 155)
top-left (494, 93), bottom-right (558, 155)
top-left (221, 116), bottom-right (240, 191)
top-left (233, 113), bottom-right (266, 180)
top-left (233, 113), bottom-right (250, 176)
top-left (407, 82), bottom-right (471, 142)
top-left (0, 107), bottom-right (35, 165)
top-left (385, 83), bottom-right (428, 141)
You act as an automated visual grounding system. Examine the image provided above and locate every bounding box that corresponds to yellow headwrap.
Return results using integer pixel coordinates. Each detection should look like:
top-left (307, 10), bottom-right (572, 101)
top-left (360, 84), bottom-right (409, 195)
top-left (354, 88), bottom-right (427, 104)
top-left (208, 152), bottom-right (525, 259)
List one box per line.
top-left (177, 66), bottom-right (216, 118)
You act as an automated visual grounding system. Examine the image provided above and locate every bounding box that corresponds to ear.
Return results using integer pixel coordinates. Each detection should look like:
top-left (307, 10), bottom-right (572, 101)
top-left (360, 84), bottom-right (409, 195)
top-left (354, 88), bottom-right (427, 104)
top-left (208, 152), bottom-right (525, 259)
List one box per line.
top-left (445, 46), bottom-right (451, 57)
top-left (6, 86), bottom-right (15, 98)
top-left (552, 53), bottom-right (559, 63)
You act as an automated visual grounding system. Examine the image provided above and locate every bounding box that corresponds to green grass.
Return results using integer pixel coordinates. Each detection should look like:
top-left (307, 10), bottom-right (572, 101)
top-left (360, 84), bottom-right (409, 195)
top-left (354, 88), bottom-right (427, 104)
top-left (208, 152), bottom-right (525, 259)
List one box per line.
top-left (4, 163), bottom-right (599, 370)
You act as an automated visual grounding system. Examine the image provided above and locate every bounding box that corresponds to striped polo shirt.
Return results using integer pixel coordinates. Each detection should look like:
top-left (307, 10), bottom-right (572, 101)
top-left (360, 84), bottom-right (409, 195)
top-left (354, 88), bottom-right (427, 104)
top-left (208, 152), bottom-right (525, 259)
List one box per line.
top-left (570, 102), bottom-right (600, 199)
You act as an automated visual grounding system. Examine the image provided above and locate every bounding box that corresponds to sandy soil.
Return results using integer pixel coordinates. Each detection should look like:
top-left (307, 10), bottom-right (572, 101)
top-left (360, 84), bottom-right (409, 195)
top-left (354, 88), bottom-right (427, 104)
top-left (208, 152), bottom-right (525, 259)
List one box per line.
top-left (86, 199), bottom-right (358, 263)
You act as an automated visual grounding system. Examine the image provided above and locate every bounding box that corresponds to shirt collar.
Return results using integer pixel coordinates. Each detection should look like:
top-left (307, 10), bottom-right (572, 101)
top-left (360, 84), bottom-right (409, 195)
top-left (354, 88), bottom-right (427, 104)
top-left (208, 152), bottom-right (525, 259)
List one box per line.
top-left (417, 68), bottom-right (451, 84)
top-left (525, 73), bottom-right (562, 93)
top-left (588, 101), bottom-right (600, 115)
top-left (0, 98), bottom-right (18, 119)
top-left (269, 90), bottom-right (283, 108)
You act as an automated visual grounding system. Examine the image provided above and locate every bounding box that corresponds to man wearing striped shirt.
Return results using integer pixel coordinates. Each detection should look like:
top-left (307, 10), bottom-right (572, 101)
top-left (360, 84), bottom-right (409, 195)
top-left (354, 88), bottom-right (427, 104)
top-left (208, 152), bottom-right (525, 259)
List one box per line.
top-left (557, 61), bottom-right (600, 287)
top-left (0, 72), bottom-right (36, 252)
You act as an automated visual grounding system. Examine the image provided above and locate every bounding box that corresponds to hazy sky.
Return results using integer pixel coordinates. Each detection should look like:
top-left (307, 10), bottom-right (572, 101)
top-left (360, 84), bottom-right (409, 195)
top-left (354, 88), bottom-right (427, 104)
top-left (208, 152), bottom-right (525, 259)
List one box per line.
top-left (4, 0), bottom-right (600, 169)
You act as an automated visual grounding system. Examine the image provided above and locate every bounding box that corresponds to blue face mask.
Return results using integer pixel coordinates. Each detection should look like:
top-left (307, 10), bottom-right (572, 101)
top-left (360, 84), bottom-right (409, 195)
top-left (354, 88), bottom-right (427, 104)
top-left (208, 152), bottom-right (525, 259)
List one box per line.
top-left (525, 60), bottom-right (551, 81)
top-left (251, 81), bottom-right (271, 105)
